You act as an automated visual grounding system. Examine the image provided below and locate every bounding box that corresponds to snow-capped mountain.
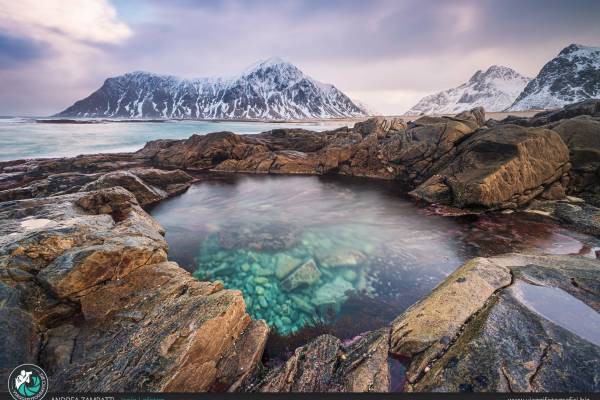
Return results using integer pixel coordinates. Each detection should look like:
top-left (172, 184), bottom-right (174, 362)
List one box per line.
top-left (508, 44), bottom-right (600, 111)
top-left (405, 66), bottom-right (530, 115)
top-left (56, 58), bottom-right (367, 120)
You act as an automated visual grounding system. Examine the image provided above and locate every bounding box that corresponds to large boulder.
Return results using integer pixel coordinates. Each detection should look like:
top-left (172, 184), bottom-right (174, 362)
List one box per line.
top-left (280, 259), bottom-right (321, 292)
top-left (411, 124), bottom-right (570, 209)
top-left (549, 115), bottom-right (600, 206)
top-left (152, 131), bottom-right (263, 170)
top-left (354, 117), bottom-right (407, 138)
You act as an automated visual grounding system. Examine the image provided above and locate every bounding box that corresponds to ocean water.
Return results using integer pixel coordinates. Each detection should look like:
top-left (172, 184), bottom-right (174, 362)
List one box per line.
top-left (0, 117), bottom-right (350, 161)
top-left (149, 174), bottom-right (600, 337)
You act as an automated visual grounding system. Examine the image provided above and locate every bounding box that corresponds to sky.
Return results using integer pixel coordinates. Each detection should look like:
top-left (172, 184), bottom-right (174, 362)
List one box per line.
top-left (0, 0), bottom-right (599, 116)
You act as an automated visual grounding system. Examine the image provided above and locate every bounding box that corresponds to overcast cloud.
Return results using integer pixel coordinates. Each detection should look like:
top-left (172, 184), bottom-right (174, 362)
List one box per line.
top-left (0, 0), bottom-right (599, 115)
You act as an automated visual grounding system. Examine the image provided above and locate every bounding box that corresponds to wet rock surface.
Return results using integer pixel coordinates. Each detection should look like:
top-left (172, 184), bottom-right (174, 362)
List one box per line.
top-left (390, 254), bottom-right (600, 392)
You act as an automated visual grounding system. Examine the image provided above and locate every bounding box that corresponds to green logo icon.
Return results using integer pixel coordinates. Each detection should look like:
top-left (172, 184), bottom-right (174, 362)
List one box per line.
top-left (7, 364), bottom-right (48, 400)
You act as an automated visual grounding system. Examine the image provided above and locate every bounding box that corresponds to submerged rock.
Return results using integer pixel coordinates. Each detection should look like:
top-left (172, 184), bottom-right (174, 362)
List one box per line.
top-left (280, 259), bottom-right (321, 292)
top-left (275, 254), bottom-right (302, 279)
top-left (315, 248), bottom-right (366, 268)
top-left (313, 276), bottom-right (354, 310)
top-left (218, 225), bottom-right (298, 251)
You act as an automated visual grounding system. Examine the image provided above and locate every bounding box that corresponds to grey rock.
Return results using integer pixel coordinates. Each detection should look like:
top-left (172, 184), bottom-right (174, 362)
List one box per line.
top-left (280, 259), bottom-right (321, 292)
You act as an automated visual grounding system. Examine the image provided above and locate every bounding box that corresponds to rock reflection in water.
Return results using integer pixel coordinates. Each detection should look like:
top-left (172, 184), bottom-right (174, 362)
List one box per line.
top-left (150, 174), bottom-right (600, 336)
top-left (513, 282), bottom-right (600, 347)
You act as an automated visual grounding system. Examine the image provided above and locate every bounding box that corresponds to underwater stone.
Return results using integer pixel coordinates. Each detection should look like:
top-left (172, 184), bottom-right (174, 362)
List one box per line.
top-left (241, 263), bottom-right (251, 272)
top-left (251, 263), bottom-right (262, 272)
top-left (315, 248), bottom-right (367, 268)
top-left (275, 254), bottom-right (302, 279)
top-left (290, 294), bottom-right (315, 314)
top-left (342, 269), bottom-right (358, 282)
top-left (257, 268), bottom-right (274, 276)
top-left (209, 262), bottom-right (235, 275)
top-left (280, 259), bottom-right (321, 292)
top-left (254, 276), bottom-right (269, 285)
top-left (258, 296), bottom-right (268, 308)
top-left (255, 286), bottom-right (265, 295)
top-left (313, 276), bottom-right (354, 307)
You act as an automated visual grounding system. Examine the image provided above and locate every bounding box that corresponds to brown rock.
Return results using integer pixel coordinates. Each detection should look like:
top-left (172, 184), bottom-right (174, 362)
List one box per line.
top-left (390, 256), bottom-right (513, 384)
top-left (153, 131), bottom-right (249, 170)
top-left (80, 168), bottom-right (193, 206)
top-left (254, 329), bottom-right (390, 392)
top-left (0, 188), bottom-right (266, 392)
top-left (411, 124), bottom-right (570, 209)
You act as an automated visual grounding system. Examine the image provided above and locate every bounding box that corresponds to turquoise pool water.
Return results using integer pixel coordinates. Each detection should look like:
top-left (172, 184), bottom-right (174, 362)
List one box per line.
top-left (150, 174), bottom-right (600, 337)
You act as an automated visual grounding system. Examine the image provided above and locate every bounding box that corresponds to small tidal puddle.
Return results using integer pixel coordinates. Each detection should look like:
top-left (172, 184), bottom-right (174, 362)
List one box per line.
top-left (150, 174), bottom-right (600, 339)
top-left (513, 282), bottom-right (600, 347)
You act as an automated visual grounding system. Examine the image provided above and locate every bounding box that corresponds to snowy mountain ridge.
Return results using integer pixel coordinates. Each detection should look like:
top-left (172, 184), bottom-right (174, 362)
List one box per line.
top-left (405, 65), bottom-right (531, 115)
top-left (508, 44), bottom-right (600, 111)
top-left (56, 58), bottom-right (367, 120)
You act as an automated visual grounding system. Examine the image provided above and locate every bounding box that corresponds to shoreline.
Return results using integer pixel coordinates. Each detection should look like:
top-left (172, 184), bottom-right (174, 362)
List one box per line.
top-left (32, 110), bottom-right (541, 125)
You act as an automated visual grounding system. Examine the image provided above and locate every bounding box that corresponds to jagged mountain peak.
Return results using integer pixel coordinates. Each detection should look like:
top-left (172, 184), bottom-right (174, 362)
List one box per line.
top-left (508, 43), bottom-right (600, 111)
top-left (559, 43), bottom-right (599, 56)
top-left (405, 65), bottom-right (530, 115)
top-left (244, 56), bottom-right (294, 71)
top-left (56, 59), bottom-right (367, 120)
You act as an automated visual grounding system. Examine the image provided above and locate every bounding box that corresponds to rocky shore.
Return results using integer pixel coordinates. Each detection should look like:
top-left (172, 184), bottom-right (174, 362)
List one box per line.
top-left (1, 100), bottom-right (599, 392)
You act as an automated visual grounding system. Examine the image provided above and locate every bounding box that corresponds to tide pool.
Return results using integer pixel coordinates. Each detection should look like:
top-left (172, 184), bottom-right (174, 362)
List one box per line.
top-left (150, 174), bottom-right (600, 336)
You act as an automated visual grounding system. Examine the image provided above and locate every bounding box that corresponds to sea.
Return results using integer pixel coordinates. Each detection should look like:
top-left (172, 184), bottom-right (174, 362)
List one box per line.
top-left (0, 116), bottom-right (352, 161)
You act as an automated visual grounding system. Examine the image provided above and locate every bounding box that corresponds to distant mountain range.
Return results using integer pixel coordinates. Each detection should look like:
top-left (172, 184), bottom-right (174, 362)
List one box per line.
top-left (57, 44), bottom-right (600, 119)
top-left (508, 44), bottom-right (600, 111)
top-left (406, 43), bottom-right (600, 115)
top-left (405, 66), bottom-right (530, 115)
top-left (56, 58), bottom-right (367, 120)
